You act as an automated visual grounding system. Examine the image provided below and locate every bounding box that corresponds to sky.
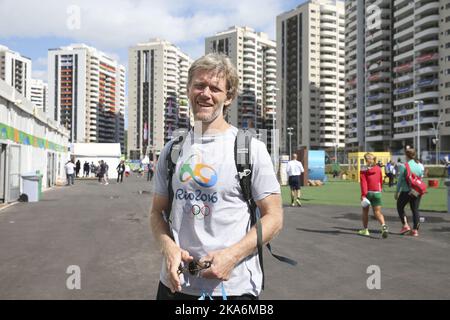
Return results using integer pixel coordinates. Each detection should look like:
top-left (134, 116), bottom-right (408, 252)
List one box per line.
top-left (0, 0), bottom-right (307, 126)
top-left (0, 0), bottom-right (307, 81)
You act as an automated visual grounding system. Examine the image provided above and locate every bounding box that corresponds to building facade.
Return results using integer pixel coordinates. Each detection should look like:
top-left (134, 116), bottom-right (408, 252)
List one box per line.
top-left (127, 39), bottom-right (192, 159)
top-left (345, 0), bottom-right (449, 158)
top-left (30, 79), bottom-right (48, 112)
top-left (277, 0), bottom-right (345, 155)
top-left (0, 79), bottom-right (69, 203)
top-left (48, 44), bottom-right (125, 152)
top-left (0, 45), bottom-right (32, 99)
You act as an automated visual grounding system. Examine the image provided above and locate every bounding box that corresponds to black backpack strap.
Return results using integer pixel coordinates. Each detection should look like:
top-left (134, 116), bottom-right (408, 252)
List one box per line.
top-left (165, 129), bottom-right (189, 225)
top-left (235, 129), bottom-right (265, 288)
top-left (235, 129), bottom-right (298, 290)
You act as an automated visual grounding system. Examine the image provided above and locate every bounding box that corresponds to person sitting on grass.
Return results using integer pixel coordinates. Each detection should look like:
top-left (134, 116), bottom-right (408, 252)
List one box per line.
top-left (358, 153), bottom-right (389, 238)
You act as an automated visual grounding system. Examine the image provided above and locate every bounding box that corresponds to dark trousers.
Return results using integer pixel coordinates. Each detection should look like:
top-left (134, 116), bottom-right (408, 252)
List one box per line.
top-left (397, 191), bottom-right (422, 230)
top-left (156, 282), bottom-right (258, 301)
top-left (117, 172), bottom-right (124, 183)
top-left (147, 170), bottom-right (154, 181)
top-left (388, 173), bottom-right (394, 187)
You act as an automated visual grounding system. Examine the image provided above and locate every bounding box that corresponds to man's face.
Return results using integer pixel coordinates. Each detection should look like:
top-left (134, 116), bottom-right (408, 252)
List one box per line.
top-left (188, 69), bottom-right (232, 123)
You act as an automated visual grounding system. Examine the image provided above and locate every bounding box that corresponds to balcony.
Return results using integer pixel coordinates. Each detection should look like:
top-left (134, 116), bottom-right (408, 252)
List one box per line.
top-left (414, 2), bottom-right (439, 17)
top-left (414, 91), bottom-right (439, 100)
top-left (366, 103), bottom-right (390, 112)
top-left (394, 38), bottom-right (414, 51)
top-left (366, 113), bottom-right (391, 121)
top-left (394, 95), bottom-right (414, 106)
top-left (393, 16), bottom-right (414, 32)
top-left (415, 15), bottom-right (440, 29)
top-left (366, 40), bottom-right (391, 53)
top-left (394, 1), bottom-right (414, 18)
top-left (366, 51), bottom-right (390, 63)
top-left (394, 73), bottom-right (413, 84)
top-left (415, 66), bottom-right (439, 76)
top-left (415, 27), bottom-right (439, 40)
top-left (394, 50), bottom-right (414, 62)
top-left (368, 61), bottom-right (390, 72)
top-left (368, 82), bottom-right (391, 92)
top-left (366, 135), bottom-right (392, 142)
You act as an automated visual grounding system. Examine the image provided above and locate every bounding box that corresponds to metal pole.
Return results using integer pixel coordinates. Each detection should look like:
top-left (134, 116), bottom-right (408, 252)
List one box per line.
top-left (289, 133), bottom-right (292, 160)
top-left (418, 101), bottom-right (420, 160)
top-left (335, 118), bottom-right (338, 163)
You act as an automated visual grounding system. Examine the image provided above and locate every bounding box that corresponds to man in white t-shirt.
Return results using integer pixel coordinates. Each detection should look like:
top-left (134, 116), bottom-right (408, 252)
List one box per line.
top-left (150, 53), bottom-right (283, 300)
top-left (65, 160), bottom-right (76, 185)
top-left (286, 153), bottom-right (304, 206)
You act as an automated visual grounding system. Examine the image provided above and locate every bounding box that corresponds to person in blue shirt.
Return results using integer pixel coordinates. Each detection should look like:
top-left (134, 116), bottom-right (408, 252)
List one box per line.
top-left (395, 148), bottom-right (424, 237)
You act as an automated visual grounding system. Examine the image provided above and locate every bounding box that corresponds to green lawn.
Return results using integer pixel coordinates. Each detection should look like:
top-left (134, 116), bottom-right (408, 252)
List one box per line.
top-left (281, 178), bottom-right (448, 212)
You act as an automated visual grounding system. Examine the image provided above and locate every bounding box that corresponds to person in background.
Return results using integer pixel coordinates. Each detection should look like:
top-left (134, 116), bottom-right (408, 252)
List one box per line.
top-left (90, 162), bottom-right (96, 177)
top-left (332, 161), bottom-right (340, 179)
top-left (147, 161), bottom-right (154, 181)
top-left (125, 163), bottom-right (131, 177)
top-left (116, 160), bottom-right (125, 183)
top-left (358, 153), bottom-right (389, 238)
top-left (395, 148), bottom-right (424, 237)
top-left (65, 160), bottom-right (76, 186)
top-left (83, 161), bottom-right (90, 177)
top-left (75, 160), bottom-right (81, 178)
top-left (104, 162), bottom-right (109, 185)
top-left (286, 153), bottom-right (304, 207)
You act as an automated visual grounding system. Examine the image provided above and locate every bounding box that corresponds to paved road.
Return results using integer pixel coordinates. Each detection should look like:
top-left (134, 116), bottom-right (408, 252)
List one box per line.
top-left (0, 176), bottom-right (449, 299)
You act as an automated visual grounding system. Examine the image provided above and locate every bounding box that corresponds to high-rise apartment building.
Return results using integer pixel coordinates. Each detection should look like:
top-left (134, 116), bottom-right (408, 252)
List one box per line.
top-left (127, 39), bottom-right (192, 159)
top-left (344, 0), bottom-right (366, 151)
top-left (345, 0), bottom-right (393, 152)
top-left (277, 0), bottom-right (345, 155)
top-left (439, 0), bottom-right (450, 152)
top-left (0, 45), bottom-right (32, 98)
top-left (30, 79), bottom-right (48, 111)
top-left (48, 44), bottom-right (125, 150)
top-left (392, 0), bottom-right (440, 155)
top-left (345, 0), bottom-right (449, 156)
top-left (205, 26), bottom-right (277, 133)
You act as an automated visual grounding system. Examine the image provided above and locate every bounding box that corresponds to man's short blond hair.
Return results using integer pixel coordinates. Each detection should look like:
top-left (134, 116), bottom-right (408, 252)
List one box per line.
top-left (187, 53), bottom-right (239, 102)
top-left (364, 152), bottom-right (376, 162)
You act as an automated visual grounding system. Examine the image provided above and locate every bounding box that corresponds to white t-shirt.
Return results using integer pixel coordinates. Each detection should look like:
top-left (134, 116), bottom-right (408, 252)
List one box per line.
top-left (65, 162), bottom-right (76, 175)
top-left (154, 126), bottom-right (280, 297)
top-left (286, 160), bottom-right (304, 177)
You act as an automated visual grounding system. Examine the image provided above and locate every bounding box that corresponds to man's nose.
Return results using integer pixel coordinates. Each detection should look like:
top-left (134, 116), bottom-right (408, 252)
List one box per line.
top-left (199, 86), bottom-right (212, 96)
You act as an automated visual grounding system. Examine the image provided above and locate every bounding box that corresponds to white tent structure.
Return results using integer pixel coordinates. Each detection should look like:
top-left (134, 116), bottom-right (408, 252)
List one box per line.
top-left (71, 143), bottom-right (121, 179)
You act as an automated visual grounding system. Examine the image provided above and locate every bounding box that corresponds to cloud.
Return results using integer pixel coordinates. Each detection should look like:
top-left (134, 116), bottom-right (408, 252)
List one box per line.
top-left (0, 0), bottom-right (289, 58)
top-left (32, 69), bottom-right (48, 82)
top-left (34, 57), bottom-right (47, 67)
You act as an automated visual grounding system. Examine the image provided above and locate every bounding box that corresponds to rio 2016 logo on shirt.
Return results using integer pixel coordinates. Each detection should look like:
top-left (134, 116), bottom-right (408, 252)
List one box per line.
top-left (179, 154), bottom-right (218, 188)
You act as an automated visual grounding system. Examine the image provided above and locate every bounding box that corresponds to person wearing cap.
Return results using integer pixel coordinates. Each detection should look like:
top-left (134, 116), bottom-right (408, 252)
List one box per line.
top-left (359, 153), bottom-right (389, 238)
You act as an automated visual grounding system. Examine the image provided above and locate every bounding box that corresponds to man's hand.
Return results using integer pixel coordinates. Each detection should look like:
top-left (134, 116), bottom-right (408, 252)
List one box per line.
top-left (200, 248), bottom-right (239, 281)
top-left (163, 243), bottom-right (194, 293)
top-left (394, 192), bottom-right (399, 200)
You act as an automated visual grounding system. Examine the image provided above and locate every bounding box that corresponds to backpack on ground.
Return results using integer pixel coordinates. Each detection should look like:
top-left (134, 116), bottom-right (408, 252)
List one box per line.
top-left (405, 162), bottom-right (427, 197)
top-left (165, 128), bottom-right (297, 290)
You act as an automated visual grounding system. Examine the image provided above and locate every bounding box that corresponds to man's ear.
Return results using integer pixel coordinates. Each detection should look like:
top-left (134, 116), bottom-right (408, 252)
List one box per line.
top-left (224, 94), bottom-right (233, 107)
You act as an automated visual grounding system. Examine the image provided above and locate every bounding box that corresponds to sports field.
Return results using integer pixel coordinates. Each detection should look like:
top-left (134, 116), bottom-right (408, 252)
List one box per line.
top-left (281, 178), bottom-right (448, 212)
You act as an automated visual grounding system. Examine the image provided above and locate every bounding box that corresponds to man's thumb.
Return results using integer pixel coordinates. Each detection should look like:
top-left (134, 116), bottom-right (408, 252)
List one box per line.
top-left (181, 250), bottom-right (193, 262)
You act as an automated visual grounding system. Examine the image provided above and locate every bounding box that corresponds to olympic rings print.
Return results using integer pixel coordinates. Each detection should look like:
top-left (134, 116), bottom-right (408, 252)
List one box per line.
top-left (190, 204), bottom-right (211, 219)
top-left (179, 154), bottom-right (218, 188)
